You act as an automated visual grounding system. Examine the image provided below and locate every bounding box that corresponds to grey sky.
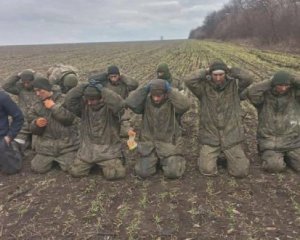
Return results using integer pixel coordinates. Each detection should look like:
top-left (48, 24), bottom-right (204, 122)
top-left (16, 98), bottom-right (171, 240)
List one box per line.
top-left (0, 0), bottom-right (229, 45)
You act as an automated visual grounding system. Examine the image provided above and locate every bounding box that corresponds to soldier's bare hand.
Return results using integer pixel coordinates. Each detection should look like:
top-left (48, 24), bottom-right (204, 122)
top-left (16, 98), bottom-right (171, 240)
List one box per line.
top-left (44, 99), bottom-right (55, 109)
top-left (36, 117), bottom-right (48, 127)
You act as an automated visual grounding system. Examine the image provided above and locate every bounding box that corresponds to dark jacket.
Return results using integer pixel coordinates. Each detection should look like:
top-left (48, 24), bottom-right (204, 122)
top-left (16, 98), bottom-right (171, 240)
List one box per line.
top-left (0, 90), bottom-right (24, 139)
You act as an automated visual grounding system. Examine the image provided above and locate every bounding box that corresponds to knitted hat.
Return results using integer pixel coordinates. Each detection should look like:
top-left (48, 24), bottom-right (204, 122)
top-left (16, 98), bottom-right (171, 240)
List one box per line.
top-left (32, 76), bottom-right (52, 91)
top-left (150, 79), bottom-right (166, 95)
top-left (107, 65), bottom-right (120, 75)
top-left (209, 60), bottom-right (229, 74)
top-left (271, 70), bottom-right (293, 86)
top-left (83, 86), bottom-right (102, 98)
top-left (20, 70), bottom-right (34, 81)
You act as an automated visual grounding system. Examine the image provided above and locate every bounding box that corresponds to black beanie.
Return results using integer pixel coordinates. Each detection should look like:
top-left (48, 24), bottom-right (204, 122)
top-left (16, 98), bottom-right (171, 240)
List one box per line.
top-left (107, 65), bottom-right (120, 75)
top-left (32, 76), bottom-right (52, 91)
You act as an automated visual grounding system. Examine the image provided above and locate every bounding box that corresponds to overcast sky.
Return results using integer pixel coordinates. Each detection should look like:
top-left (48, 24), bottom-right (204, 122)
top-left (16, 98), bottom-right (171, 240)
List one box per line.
top-left (0, 0), bottom-right (229, 45)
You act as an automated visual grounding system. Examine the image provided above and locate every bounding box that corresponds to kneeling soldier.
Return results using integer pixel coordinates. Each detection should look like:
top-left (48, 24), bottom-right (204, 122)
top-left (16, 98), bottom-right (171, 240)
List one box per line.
top-left (64, 80), bottom-right (126, 180)
top-left (28, 77), bottom-right (79, 173)
top-left (126, 79), bottom-right (190, 179)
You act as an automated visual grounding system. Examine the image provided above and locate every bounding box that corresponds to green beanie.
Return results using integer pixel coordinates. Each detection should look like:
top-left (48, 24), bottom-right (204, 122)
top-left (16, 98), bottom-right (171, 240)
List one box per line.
top-left (209, 60), bottom-right (229, 73)
top-left (63, 73), bottom-right (78, 88)
top-left (32, 76), bottom-right (52, 91)
top-left (107, 65), bottom-right (120, 75)
top-left (84, 86), bottom-right (102, 98)
top-left (271, 70), bottom-right (293, 87)
top-left (20, 70), bottom-right (34, 81)
top-left (157, 63), bottom-right (171, 80)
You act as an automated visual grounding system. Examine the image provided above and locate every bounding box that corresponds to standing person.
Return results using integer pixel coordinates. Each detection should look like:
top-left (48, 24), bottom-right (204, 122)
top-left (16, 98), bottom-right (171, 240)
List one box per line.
top-left (47, 64), bottom-right (79, 94)
top-left (0, 89), bottom-right (24, 174)
top-left (125, 79), bottom-right (190, 179)
top-left (64, 80), bottom-right (126, 180)
top-left (245, 71), bottom-right (300, 173)
top-left (28, 77), bottom-right (79, 173)
top-left (184, 60), bottom-right (253, 178)
top-left (89, 65), bottom-right (139, 137)
top-left (2, 69), bottom-right (37, 152)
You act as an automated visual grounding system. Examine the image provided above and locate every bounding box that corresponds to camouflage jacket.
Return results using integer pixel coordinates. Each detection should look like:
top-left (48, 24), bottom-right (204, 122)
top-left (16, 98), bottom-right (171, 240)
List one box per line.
top-left (2, 74), bottom-right (37, 120)
top-left (246, 79), bottom-right (300, 151)
top-left (47, 64), bottom-right (78, 85)
top-left (27, 92), bottom-right (79, 156)
top-left (184, 69), bottom-right (253, 150)
top-left (64, 84), bottom-right (124, 163)
top-left (125, 86), bottom-right (190, 157)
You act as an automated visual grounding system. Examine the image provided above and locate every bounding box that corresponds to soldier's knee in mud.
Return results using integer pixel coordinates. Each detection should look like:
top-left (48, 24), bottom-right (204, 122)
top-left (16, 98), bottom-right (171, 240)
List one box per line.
top-left (229, 167), bottom-right (249, 178)
top-left (163, 168), bottom-right (184, 179)
top-left (262, 161), bottom-right (286, 173)
top-left (69, 166), bottom-right (90, 178)
top-left (134, 166), bottom-right (154, 179)
top-left (198, 162), bottom-right (218, 177)
top-left (103, 165), bottom-right (126, 180)
top-left (31, 164), bottom-right (52, 174)
top-left (163, 158), bottom-right (186, 179)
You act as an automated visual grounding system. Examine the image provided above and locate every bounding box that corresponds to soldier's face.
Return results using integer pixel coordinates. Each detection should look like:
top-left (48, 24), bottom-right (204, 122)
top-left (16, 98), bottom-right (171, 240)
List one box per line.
top-left (22, 80), bottom-right (33, 90)
top-left (108, 74), bottom-right (120, 84)
top-left (212, 72), bottom-right (225, 85)
top-left (157, 71), bottom-right (164, 78)
top-left (86, 97), bottom-right (102, 106)
top-left (34, 88), bottom-right (52, 100)
top-left (275, 84), bottom-right (290, 95)
top-left (151, 93), bottom-right (166, 105)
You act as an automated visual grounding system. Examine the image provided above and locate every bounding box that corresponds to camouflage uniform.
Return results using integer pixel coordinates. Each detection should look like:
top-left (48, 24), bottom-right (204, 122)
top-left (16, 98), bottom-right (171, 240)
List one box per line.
top-left (184, 65), bottom-right (253, 177)
top-left (90, 70), bottom-right (139, 137)
top-left (246, 72), bottom-right (300, 173)
top-left (47, 64), bottom-right (79, 93)
top-left (28, 91), bottom-right (79, 173)
top-left (64, 84), bottom-right (126, 179)
top-left (125, 80), bottom-right (190, 179)
top-left (2, 71), bottom-right (37, 149)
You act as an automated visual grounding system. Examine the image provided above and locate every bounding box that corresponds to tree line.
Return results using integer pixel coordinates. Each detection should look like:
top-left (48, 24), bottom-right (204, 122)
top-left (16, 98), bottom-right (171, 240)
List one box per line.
top-left (189, 0), bottom-right (300, 46)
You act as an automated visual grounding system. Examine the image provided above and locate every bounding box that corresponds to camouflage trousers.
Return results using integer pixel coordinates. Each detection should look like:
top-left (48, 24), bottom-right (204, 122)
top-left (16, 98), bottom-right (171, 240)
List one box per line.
top-left (69, 158), bottom-right (126, 180)
top-left (31, 151), bottom-right (76, 173)
top-left (261, 148), bottom-right (300, 173)
top-left (14, 121), bottom-right (32, 151)
top-left (135, 150), bottom-right (186, 179)
top-left (198, 144), bottom-right (249, 178)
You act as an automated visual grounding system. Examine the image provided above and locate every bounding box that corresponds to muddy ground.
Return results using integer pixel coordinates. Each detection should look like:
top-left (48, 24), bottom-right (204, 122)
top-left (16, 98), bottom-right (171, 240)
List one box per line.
top-left (0, 40), bottom-right (300, 240)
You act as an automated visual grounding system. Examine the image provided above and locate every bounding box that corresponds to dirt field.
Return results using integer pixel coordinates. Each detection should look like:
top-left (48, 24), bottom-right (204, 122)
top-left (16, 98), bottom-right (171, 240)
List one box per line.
top-left (1, 40), bottom-right (300, 240)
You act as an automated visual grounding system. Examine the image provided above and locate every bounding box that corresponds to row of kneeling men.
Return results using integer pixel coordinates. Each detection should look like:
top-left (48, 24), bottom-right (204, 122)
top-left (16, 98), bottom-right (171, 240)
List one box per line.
top-left (0, 60), bottom-right (299, 179)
